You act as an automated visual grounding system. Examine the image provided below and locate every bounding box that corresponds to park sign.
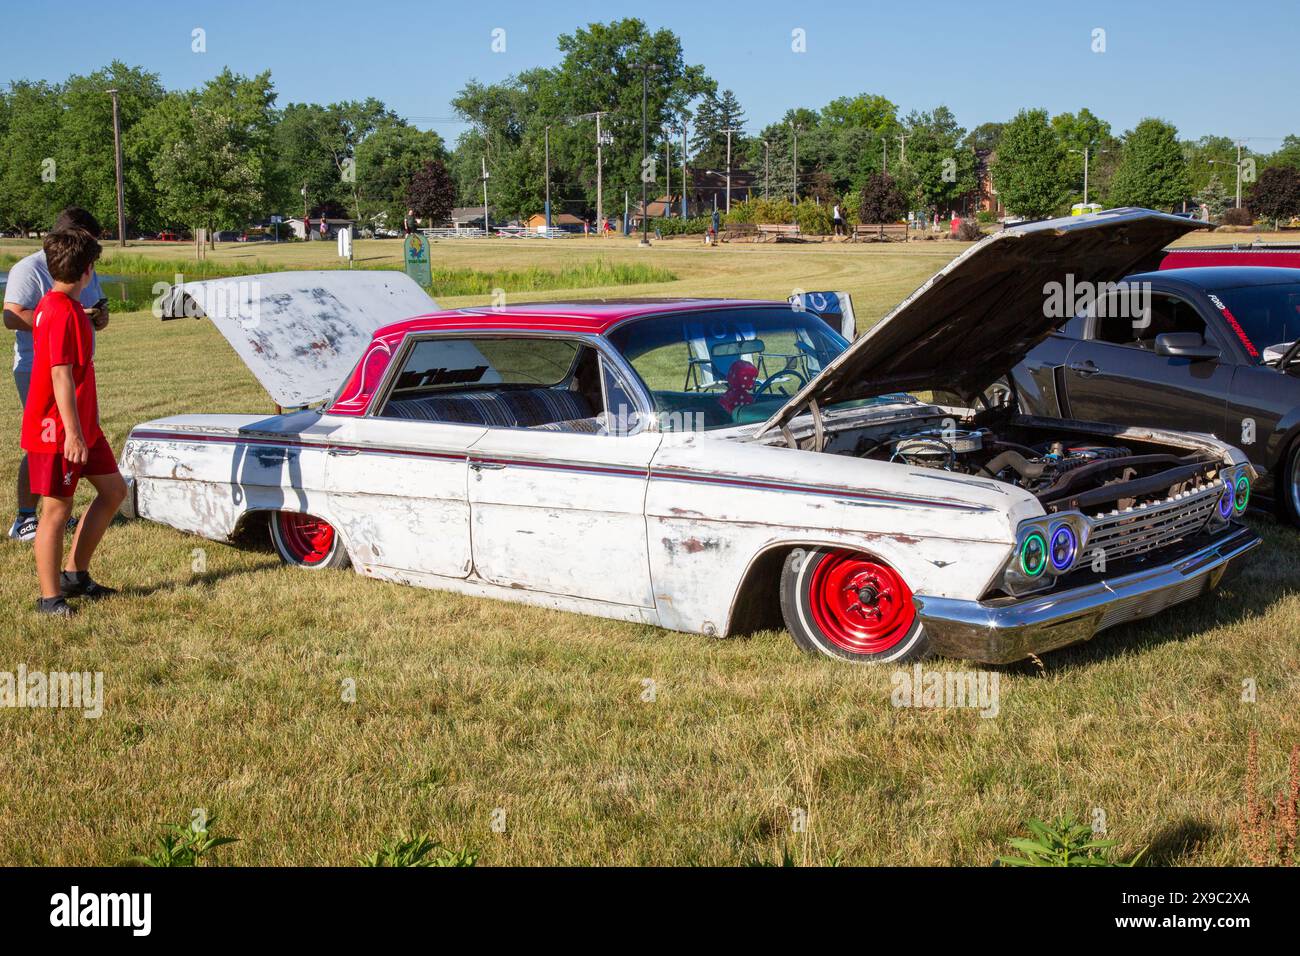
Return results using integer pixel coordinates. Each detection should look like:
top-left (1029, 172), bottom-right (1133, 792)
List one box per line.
top-left (404, 233), bottom-right (432, 288)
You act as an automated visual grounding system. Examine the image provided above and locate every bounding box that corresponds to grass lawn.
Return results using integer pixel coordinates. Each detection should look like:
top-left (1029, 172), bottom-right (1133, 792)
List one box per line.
top-left (0, 235), bottom-right (1297, 866)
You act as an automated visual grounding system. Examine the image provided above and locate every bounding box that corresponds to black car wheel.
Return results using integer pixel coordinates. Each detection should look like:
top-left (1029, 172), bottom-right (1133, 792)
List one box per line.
top-left (1284, 441), bottom-right (1300, 528)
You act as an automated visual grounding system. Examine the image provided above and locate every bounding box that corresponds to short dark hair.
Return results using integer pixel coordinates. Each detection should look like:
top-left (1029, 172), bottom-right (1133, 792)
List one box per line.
top-left (43, 228), bottom-right (102, 283)
top-left (52, 206), bottom-right (102, 237)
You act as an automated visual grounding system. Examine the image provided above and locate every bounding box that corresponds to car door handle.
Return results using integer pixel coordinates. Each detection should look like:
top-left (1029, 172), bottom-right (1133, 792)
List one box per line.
top-left (1068, 361), bottom-right (1101, 376)
top-left (327, 446), bottom-right (359, 456)
top-left (470, 461), bottom-right (506, 471)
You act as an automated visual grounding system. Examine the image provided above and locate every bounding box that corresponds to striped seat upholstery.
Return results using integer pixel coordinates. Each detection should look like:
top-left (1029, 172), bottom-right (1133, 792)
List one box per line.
top-left (385, 388), bottom-right (599, 432)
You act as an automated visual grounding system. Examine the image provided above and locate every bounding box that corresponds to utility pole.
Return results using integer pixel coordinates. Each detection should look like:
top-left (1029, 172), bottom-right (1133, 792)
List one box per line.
top-left (544, 125), bottom-right (551, 232)
top-left (897, 133), bottom-right (909, 167)
top-left (762, 139), bottom-right (770, 198)
top-left (723, 127), bottom-right (741, 212)
top-left (107, 88), bottom-right (126, 247)
top-left (596, 112), bottom-right (605, 232)
top-left (480, 155), bottom-right (490, 237)
top-left (680, 120), bottom-right (688, 218)
top-left (790, 123), bottom-right (800, 203)
top-left (632, 62), bottom-right (652, 247)
top-left (1232, 139), bottom-right (1242, 208)
top-left (663, 127), bottom-right (672, 218)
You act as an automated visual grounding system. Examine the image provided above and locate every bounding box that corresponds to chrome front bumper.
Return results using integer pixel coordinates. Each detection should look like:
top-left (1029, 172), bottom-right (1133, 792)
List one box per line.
top-left (914, 525), bottom-right (1261, 664)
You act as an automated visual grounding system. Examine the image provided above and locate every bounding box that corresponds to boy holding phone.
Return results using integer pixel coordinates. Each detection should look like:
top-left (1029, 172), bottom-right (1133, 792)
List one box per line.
top-left (2, 207), bottom-right (109, 541)
top-left (21, 228), bottom-right (125, 616)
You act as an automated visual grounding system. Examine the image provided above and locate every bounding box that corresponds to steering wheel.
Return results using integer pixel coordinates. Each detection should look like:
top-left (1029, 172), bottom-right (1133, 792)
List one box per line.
top-left (754, 368), bottom-right (808, 397)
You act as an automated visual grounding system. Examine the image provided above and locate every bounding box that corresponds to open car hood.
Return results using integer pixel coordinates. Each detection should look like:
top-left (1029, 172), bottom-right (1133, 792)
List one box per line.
top-left (757, 208), bottom-right (1208, 437)
top-left (160, 270), bottom-right (436, 408)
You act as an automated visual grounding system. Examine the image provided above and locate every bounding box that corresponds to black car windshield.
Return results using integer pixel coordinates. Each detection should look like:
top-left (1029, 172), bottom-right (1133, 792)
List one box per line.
top-left (608, 307), bottom-right (849, 430)
top-left (1208, 282), bottom-right (1300, 362)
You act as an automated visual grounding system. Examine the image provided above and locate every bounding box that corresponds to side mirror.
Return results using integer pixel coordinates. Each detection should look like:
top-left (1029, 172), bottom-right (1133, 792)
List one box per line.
top-left (1155, 332), bottom-right (1220, 361)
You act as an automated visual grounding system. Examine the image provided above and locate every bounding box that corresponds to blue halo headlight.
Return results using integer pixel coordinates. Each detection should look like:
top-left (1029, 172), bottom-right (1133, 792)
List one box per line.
top-left (1217, 487), bottom-right (1234, 520)
top-left (1048, 524), bottom-right (1078, 573)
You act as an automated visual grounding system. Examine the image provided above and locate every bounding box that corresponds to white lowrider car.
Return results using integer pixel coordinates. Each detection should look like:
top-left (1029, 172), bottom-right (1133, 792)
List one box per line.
top-left (121, 209), bottom-right (1260, 663)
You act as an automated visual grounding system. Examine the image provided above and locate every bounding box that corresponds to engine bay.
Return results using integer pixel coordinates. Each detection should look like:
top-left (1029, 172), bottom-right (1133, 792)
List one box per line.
top-left (819, 407), bottom-right (1225, 515)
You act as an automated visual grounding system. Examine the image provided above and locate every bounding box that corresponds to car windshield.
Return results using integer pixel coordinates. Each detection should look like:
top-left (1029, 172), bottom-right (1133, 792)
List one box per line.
top-left (1207, 282), bottom-right (1300, 362)
top-left (608, 307), bottom-right (849, 430)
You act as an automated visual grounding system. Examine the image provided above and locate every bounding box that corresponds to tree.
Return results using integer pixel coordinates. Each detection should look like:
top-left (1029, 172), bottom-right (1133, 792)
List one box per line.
top-left (896, 105), bottom-right (977, 216)
top-left (1269, 135), bottom-right (1300, 172)
top-left (992, 109), bottom-right (1070, 219)
top-left (1107, 118), bottom-right (1191, 210)
top-left (1247, 165), bottom-right (1300, 228)
top-left (691, 89), bottom-right (746, 171)
top-left (355, 121), bottom-right (445, 228)
top-left (151, 105), bottom-right (264, 237)
top-left (858, 172), bottom-right (907, 223)
top-left (964, 122), bottom-right (1005, 153)
top-left (1051, 108), bottom-right (1119, 203)
top-left (406, 159), bottom-right (455, 224)
top-left (0, 81), bottom-right (62, 233)
top-left (1200, 172), bottom-right (1230, 221)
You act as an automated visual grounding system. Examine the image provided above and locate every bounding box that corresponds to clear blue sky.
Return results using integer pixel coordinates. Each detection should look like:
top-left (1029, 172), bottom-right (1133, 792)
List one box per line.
top-left (4, 0), bottom-right (1297, 149)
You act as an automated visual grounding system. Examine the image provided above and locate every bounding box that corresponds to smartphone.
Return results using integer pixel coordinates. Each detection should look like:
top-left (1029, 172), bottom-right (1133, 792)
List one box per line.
top-left (89, 297), bottom-right (108, 311)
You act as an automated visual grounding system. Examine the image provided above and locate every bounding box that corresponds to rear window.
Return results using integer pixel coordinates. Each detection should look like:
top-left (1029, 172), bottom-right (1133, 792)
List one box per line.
top-left (390, 337), bottom-right (581, 396)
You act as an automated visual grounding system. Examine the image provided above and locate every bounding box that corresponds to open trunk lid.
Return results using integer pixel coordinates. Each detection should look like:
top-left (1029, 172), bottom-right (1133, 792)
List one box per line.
top-left (159, 270), bottom-right (436, 408)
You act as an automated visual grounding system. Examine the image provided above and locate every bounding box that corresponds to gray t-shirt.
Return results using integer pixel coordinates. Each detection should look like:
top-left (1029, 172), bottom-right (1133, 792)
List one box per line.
top-left (4, 250), bottom-right (103, 372)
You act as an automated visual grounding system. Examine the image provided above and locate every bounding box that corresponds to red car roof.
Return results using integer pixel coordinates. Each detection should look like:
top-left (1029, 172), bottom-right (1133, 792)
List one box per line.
top-left (329, 298), bottom-right (783, 417)
top-left (371, 298), bottom-right (775, 339)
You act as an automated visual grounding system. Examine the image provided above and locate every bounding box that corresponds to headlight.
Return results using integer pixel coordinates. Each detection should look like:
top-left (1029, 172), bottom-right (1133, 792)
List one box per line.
top-left (1004, 513), bottom-right (1089, 595)
top-left (1020, 530), bottom-right (1047, 577)
top-left (1233, 472), bottom-right (1251, 514)
top-left (1048, 522), bottom-right (1079, 573)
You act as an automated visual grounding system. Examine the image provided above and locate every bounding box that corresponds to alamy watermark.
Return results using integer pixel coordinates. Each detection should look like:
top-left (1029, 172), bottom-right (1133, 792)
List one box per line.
top-left (1042, 277), bottom-right (1152, 327)
top-left (891, 664), bottom-right (1000, 718)
top-left (1, 665), bottom-right (103, 718)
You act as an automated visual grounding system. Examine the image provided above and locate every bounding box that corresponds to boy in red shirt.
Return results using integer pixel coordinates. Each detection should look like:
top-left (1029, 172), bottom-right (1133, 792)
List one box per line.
top-left (21, 229), bottom-right (126, 616)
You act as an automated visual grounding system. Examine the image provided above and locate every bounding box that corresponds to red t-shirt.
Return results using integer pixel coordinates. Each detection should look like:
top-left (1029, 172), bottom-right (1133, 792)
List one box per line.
top-left (20, 290), bottom-right (101, 454)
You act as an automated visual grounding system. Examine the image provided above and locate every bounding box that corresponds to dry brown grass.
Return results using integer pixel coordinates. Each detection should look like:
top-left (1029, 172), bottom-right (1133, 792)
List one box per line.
top-left (0, 236), bottom-right (1297, 866)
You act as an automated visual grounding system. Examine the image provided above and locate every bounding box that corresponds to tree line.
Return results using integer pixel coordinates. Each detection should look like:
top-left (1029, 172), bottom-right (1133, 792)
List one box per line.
top-left (3, 19), bottom-right (1299, 237)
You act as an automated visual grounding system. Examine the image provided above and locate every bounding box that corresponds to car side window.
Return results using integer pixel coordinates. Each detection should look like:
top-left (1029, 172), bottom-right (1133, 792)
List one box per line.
top-left (376, 336), bottom-right (609, 434)
top-left (1093, 293), bottom-right (1206, 350)
top-left (599, 355), bottom-right (643, 436)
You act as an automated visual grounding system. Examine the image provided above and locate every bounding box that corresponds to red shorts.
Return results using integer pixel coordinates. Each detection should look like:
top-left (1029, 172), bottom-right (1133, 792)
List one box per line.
top-left (27, 436), bottom-right (118, 498)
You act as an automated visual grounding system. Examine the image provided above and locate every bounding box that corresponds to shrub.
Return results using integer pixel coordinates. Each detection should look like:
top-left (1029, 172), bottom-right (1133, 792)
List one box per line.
top-left (976, 210), bottom-right (996, 224)
top-left (794, 199), bottom-right (833, 236)
top-left (650, 216), bottom-right (708, 236)
top-left (726, 197), bottom-right (796, 226)
top-left (131, 815), bottom-right (239, 866)
top-left (359, 832), bottom-right (479, 867)
top-left (1221, 206), bottom-right (1255, 226)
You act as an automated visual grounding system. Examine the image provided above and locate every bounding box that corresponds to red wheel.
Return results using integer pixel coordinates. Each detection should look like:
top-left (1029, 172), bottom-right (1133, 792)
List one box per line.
top-left (270, 512), bottom-right (349, 569)
top-left (780, 547), bottom-right (927, 663)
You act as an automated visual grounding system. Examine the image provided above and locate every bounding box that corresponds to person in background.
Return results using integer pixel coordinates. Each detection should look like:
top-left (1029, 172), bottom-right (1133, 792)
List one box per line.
top-left (832, 203), bottom-right (844, 238)
top-left (21, 228), bottom-right (126, 615)
top-left (319, 216), bottom-right (328, 241)
top-left (304, 213), bottom-right (312, 240)
top-left (403, 208), bottom-right (417, 235)
top-left (3, 207), bottom-right (108, 541)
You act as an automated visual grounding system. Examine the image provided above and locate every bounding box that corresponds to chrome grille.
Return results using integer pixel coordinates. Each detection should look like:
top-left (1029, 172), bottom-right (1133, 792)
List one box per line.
top-left (1085, 481), bottom-right (1222, 564)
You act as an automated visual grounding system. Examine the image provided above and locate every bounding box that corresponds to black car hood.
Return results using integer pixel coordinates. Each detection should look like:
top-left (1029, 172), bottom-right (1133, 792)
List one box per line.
top-left (757, 208), bottom-right (1207, 436)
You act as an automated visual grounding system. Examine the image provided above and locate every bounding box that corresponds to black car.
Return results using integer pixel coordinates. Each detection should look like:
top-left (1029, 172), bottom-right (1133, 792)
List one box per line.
top-left (1012, 266), bottom-right (1300, 524)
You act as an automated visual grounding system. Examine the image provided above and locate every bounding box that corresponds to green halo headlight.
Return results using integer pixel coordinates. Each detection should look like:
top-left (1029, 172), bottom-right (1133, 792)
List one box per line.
top-left (1020, 531), bottom-right (1048, 577)
top-left (1233, 474), bottom-right (1250, 514)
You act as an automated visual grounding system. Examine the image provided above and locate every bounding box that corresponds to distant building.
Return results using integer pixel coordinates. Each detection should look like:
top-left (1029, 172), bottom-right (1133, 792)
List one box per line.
top-left (448, 206), bottom-right (494, 228)
top-left (524, 212), bottom-right (586, 233)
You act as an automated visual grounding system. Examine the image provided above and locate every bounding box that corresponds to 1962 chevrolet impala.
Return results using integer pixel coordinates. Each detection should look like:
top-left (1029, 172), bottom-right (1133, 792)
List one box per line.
top-left (120, 209), bottom-right (1261, 664)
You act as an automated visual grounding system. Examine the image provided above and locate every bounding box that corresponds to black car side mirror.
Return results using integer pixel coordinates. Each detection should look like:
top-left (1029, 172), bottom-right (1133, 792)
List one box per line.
top-left (1154, 332), bottom-right (1220, 361)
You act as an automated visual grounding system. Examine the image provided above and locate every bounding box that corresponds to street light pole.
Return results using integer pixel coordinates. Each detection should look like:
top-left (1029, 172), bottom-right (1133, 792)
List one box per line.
top-left (544, 124), bottom-right (551, 232)
top-left (107, 88), bottom-right (126, 247)
top-left (762, 139), bottom-right (770, 199)
top-left (680, 119), bottom-right (688, 218)
top-left (723, 126), bottom-right (740, 212)
top-left (480, 154), bottom-right (490, 237)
